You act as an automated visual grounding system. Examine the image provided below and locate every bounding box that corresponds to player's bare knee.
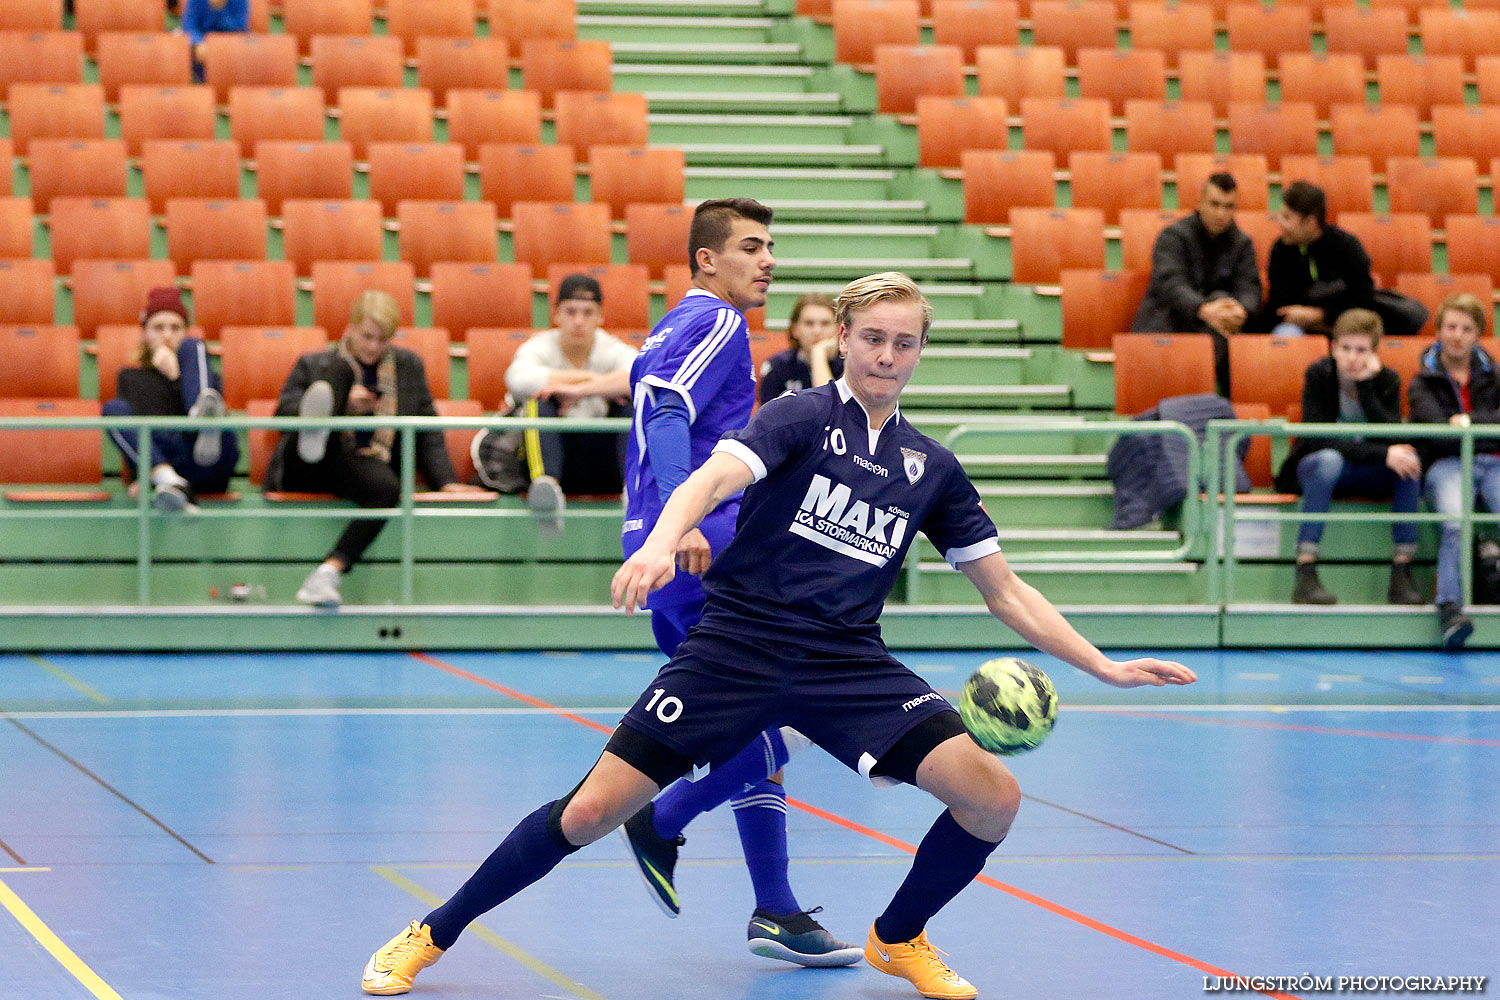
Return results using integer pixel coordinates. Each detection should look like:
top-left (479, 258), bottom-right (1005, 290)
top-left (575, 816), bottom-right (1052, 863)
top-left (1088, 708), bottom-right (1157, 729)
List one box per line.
top-left (559, 790), bottom-right (621, 844)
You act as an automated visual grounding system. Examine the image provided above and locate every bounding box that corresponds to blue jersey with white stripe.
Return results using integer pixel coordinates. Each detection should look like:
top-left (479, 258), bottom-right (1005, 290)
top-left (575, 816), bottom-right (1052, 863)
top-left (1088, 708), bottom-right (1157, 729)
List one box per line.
top-left (623, 288), bottom-right (756, 536)
top-left (704, 379), bottom-right (1000, 654)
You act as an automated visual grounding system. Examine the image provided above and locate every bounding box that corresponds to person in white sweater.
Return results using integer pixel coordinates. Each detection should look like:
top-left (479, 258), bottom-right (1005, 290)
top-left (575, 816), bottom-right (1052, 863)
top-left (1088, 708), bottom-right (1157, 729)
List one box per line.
top-left (505, 274), bottom-right (638, 520)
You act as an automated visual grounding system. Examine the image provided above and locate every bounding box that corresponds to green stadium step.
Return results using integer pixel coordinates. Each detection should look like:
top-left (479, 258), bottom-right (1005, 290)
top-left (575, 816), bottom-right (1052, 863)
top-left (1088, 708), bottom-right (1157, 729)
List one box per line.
top-left (911, 346), bottom-right (1029, 384)
top-left (916, 529), bottom-right (1181, 558)
top-left (579, 14), bottom-right (782, 45)
top-left (901, 383), bottom-right (1072, 410)
top-left (582, 0), bottom-right (786, 13)
top-left (925, 319), bottom-right (1023, 344)
top-left (976, 482), bottom-right (1115, 527)
top-left (610, 41), bottom-right (804, 62)
top-left (649, 110), bottom-right (860, 143)
top-left (766, 281), bottom-right (984, 319)
top-left (1223, 563), bottom-right (1438, 606)
top-left (685, 165), bottom-right (899, 200)
top-left (957, 453), bottom-right (1108, 479)
top-left (771, 222), bottom-right (958, 258)
top-left (913, 559), bottom-right (1203, 605)
top-left (645, 90), bottom-right (844, 112)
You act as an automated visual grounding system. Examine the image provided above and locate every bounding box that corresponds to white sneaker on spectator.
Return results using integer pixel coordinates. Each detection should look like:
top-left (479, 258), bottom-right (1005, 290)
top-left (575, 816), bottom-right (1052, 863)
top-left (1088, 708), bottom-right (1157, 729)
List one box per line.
top-left (528, 474), bottom-right (566, 537)
top-left (297, 380), bottom-right (335, 465)
top-left (151, 466), bottom-right (197, 514)
top-left (296, 563), bottom-right (342, 607)
top-left (188, 387), bottom-right (226, 467)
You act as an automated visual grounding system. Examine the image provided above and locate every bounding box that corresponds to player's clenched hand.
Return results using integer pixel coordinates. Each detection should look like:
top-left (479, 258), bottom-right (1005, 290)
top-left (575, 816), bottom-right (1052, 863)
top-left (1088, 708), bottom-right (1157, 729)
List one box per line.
top-left (1095, 657), bottom-right (1197, 688)
top-left (612, 546), bottom-right (676, 614)
top-left (676, 528), bottom-right (713, 576)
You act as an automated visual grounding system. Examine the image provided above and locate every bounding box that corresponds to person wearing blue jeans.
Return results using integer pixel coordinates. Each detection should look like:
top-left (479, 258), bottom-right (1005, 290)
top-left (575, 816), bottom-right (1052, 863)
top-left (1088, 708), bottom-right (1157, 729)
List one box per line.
top-left (1274, 309), bottom-right (1422, 606)
top-left (102, 286), bottom-right (237, 513)
top-left (1408, 293), bottom-right (1500, 649)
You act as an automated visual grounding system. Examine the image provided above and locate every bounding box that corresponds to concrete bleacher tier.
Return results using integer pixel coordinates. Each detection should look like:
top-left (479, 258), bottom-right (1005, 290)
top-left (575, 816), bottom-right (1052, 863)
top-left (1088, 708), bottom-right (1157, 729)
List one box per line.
top-left (0, 0), bottom-right (1497, 650)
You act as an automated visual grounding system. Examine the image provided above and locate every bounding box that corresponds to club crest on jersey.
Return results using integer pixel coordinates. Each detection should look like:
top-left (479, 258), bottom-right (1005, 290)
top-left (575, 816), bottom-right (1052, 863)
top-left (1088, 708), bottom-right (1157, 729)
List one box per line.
top-left (901, 447), bottom-right (927, 485)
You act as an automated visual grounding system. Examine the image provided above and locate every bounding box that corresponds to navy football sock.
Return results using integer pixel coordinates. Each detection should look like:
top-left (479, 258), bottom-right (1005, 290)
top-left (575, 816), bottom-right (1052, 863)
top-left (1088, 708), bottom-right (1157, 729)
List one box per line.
top-left (423, 799), bottom-right (579, 950)
top-left (652, 728), bottom-right (790, 838)
top-left (731, 779), bottom-right (801, 915)
top-left (874, 809), bottom-right (1002, 945)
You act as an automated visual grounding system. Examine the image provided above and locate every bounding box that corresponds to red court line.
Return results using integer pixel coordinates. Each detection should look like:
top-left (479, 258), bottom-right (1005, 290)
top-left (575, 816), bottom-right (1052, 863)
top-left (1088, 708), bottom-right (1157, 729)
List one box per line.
top-left (1112, 709), bottom-right (1500, 747)
top-left (411, 651), bottom-right (1300, 1000)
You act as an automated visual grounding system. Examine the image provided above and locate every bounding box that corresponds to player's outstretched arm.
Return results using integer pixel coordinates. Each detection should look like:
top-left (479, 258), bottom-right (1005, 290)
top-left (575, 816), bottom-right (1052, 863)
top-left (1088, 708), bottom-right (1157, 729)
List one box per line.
top-left (612, 451), bottom-right (755, 614)
top-left (959, 552), bottom-right (1197, 688)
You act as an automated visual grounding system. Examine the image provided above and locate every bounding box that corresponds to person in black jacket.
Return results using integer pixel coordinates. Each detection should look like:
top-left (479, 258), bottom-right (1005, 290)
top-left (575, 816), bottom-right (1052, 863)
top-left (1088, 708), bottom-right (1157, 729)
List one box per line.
top-left (266, 290), bottom-right (480, 607)
top-left (1274, 309), bottom-right (1422, 605)
top-left (1251, 181), bottom-right (1376, 337)
top-left (1407, 293), bottom-right (1500, 649)
top-left (1130, 173), bottom-right (1261, 397)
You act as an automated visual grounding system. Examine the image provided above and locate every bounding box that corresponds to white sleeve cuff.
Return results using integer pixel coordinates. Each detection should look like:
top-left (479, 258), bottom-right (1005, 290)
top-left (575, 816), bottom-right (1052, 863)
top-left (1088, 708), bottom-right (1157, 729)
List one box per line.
top-left (944, 537), bottom-right (1002, 569)
top-left (640, 375), bottom-right (696, 423)
top-left (712, 439), bottom-right (766, 482)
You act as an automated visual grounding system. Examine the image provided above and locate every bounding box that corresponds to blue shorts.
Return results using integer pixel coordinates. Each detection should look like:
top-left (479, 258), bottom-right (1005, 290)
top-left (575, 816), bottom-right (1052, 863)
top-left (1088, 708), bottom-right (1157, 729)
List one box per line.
top-left (622, 502), bottom-right (738, 656)
top-left (619, 627), bottom-right (959, 785)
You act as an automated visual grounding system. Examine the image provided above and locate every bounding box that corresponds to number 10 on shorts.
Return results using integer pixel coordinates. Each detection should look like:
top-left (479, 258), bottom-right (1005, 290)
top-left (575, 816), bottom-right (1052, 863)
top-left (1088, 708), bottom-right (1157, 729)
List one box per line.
top-left (644, 688), bottom-right (684, 723)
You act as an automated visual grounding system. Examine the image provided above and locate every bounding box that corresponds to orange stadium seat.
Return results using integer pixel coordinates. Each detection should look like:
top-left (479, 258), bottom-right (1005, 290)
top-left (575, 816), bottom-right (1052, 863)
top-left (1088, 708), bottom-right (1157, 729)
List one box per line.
top-left (1076, 49), bottom-right (1167, 112)
top-left (0, 142), bottom-right (12, 199)
top-left (1394, 273), bottom-right (1494, 339)
top-left (915, 97), bottom-right (1007, 170)
top-left (554, 92), bottom-right (649, 153)
top-left (1430, 106), bottom-right (1500, 164)
top-left (416, 38), bottom-right (512, 107)
top-left (1028, 0), bottom-right (1116, 63)
top-left (1226, 102), bottom-right (1317, 170)
top-left (930, 0), bottom-right (1018, 63)
top-left (70, 259), bottom-right (176, 339)
top-left (220, 326), bottom-right (331, 409)
top-left (1444, 215), bottom-right (1500, 284)
top-left (366, 143), bottom-right (467, 217)
top-left (253, 141), bottom-right (354, 215)
top-left (1277, 53), bottom-right (1366, 116)
top-left (0, 198), bottom-right (32, 258)
top-left (0, 31), bottom-right (83, 100)
top-left (394, 328), bottom-right (453, 400)
top-left (1058, 269), bottom-right (1149, 350)
top-left (27, 139), bottom-right (128, 211)
top-left (961, 150), bottom-right (1056, 224)
top-left (384, 0), bottom-right (477, 57)
top-left (48, 198), bottom-right (152, 275)
top-left (519, 39), bottom-right (612, 108)
top-left (1375, 55), bottom-right (1463, 120)
top-left (1117, 208), bottom-right (1183, 272)
top-left (624, 203), bottom-right (694, 279)
top-left (1277, 155), bottom-right (1374, 217)
top-left (1229, 333), bottom-right (1329, 418)
top-left (396, 201), bottom-right (498, 277)
top-left (1067, 151), bottom-right (1163, 224)
top-left (228, 86), bottom-right (328, 157)
top-left (1418, 8), bottom-right (1500, 71)
top-left (190, 260), bottom-right (296, 341)
top-left (202, 33), bottom-right (299, 103)
top-left (588, 146), bottom-right (685, 220)
top-left (1321, 6), bottom-right (1409, 68)
top-left (95, 324), bottom-right (147, 402)
top-left (1225, 3), bottom-right (1310, 68)
top-left (0, 1), bottom-right (64, 31)
top-left (244, 397), bottom-right (277, 485)
top-left (1019, 97), bottom-right (1112, 159)
top-left (1111, 333), bottom-right (1216, 415)
top-left (1336, 213), bottom-right (1432, 288)
top-left (282, 0), bottom-right (374, 54)
top-left (1174, 155), bottom-right (1269, 213)
top-left (1373, 336), bottom-right (1423, 405)
top-left (1328, 104), bottom-right (1421, 172)
top-left (1177, 51), bottom-right (1265, 115)
top-left (280, 199), bottom-right (384, 276)
top-left (73, 0), bottom-right (165, 51)
top-left (6, 83), bottom-right (106, 154)
top-left (311, 261), bottom-right (416, 338)
top-left (487, 0), bottom-right (577, 44)
top-left (432, 398), bottom-right (481, 481)
top-left (336, 87), bottom-right (434, 159)
top-left (1478, 56), bottom-right (1500, 105)
top-left (118, 85), bottom-right (216, 157)
top-left (1008, 207), bottom-right (1107, 284)
top-left (832, 0), bottom-right (920, 66)
top-left (875, 43), bottom-right (964, 115)
top-left (95, 31), bottom-right (190, 101)
top-left (309, 35), bottom-right (403, 105)
top-left (164, 198), bottom-right (268, 275)
top-left (0, 261), bottom-right (57, 327)
top-left (1233, 210), bottom-right (1281, 276)
top-left (140, 140), bottom-right (242, 215)
top-left (545, 263), bottom-right (652, 333)
top-left (429, 262), bottom-right (535, 341)
top-left (478, 144), bottom-right (577, 218)
top-left (975, 46), bottom-right (1066, 104)
top-left (510, 201), bottom-right (612, 272)
top-left (447, 89), bottom-right (544, 160)
top-left (465, 327), bottom-right (534, 409)
top-left (1123, 100), bottom-right (1216, 168)
top-left (0, 398), bottom-right (102, 486)
top-left (1384, 157), bottom-right (1479, 227)
top-left (1126, 2), bottom-right (1213, 65)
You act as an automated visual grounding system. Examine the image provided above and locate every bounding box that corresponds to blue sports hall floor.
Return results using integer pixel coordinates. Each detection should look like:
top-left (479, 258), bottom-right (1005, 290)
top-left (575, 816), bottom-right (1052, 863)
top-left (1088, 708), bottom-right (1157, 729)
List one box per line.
top-left (3, 648), bottom-right (1497, 1000)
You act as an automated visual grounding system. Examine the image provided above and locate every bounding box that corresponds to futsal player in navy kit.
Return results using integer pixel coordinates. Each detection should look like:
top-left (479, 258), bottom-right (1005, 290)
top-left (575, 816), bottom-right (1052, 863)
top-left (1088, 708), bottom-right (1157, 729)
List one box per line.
top-left (362, 273), bottom-right (1196, 998)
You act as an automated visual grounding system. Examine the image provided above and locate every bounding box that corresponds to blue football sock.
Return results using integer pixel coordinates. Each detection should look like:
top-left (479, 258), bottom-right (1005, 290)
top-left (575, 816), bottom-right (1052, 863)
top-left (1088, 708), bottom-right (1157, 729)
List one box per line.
top-left (423, 799), bottom-right (579, 950)
top-left (731, 779), bottom-right (801, 914)
top-left (874, 809), bottom-right (1003, 945)
top-left (651, 728), bottom-right (790, 839)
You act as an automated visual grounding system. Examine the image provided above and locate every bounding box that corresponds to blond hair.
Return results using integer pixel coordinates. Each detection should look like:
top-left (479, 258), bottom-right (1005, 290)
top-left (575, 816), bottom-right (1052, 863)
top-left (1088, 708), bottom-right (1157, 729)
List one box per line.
top-left (1436, 292), bottom-right (1488, 337)
top-left (348, 289), bottom-right (401, 338)
top-left (1332, 307), bottom-right (1383, 347)
top-left (835, 272), bottom-right (933, 341)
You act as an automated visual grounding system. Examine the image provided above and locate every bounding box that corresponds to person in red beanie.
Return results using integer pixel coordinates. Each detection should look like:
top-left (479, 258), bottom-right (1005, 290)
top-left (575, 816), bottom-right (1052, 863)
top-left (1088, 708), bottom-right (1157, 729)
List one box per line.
top-left (101, 286), bottom-right (238, 512)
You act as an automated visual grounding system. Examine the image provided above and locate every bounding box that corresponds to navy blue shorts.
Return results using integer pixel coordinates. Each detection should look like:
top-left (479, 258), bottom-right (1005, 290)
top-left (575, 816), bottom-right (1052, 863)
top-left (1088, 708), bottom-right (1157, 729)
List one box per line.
top-left (619, 628), bottom-right (959, 785)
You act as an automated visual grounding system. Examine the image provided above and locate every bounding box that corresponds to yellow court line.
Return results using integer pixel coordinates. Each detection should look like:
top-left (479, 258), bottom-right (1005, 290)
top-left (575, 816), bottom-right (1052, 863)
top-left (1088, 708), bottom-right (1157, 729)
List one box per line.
top-left (0, 876), bottom-right (124, 1000)
top-left (0, 867), bottom-right (51, 873)
top-left (27, 655), bottom-right (110, 705)
top-left (371, 866), bottom-right (606, 1000)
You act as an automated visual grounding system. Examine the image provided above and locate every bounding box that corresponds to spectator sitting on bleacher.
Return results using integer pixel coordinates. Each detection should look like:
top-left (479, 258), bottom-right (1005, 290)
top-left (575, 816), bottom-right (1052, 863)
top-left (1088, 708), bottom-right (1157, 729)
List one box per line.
top-left (1251, 180), bottom-right (1375, 338)
top-left (758, 292), bottom-right (843, 402)
top-left (180, 0), bottom-right (249, 81)
top-left (502, 274), bottom-right (637, 527)
top-left (1408, 293), bottom-right (1499, 650)
top-left (267, 290), bottom-right (480, 608)
top-left (102, 286), bottom-right (238, 514)
top-left (1274, 309), bottom-right (1422, 607)
top-left (1130, 173), bottom-right (1261, 398)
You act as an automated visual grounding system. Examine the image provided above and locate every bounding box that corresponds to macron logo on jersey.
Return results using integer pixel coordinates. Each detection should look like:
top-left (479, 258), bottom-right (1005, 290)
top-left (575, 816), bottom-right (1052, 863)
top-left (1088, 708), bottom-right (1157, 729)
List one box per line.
top-left (791, 473), bottom-right (909, 567)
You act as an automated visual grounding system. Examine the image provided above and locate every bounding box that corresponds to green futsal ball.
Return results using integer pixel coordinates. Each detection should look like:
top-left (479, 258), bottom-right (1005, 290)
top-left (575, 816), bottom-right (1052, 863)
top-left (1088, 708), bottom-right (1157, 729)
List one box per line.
top-left (958, 657), bottom-right (1058, 755)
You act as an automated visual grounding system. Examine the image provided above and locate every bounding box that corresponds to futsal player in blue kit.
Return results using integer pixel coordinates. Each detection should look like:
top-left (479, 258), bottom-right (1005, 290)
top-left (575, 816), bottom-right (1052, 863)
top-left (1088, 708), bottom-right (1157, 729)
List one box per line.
top-left (363, 272), bottom-right (1196, 998)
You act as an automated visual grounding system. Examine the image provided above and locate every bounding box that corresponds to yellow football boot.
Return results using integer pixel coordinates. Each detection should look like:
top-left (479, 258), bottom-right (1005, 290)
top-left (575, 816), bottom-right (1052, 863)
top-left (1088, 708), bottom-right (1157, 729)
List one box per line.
top-left (362, 921), bottom-right (444, 995)
top-left (864, 923), bottom-right (978, 1000)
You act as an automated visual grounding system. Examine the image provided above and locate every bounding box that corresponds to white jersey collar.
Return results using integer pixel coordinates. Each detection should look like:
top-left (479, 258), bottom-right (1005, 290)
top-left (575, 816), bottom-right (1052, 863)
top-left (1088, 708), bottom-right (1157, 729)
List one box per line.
top-left (834, 377), bottom-right (902, 454)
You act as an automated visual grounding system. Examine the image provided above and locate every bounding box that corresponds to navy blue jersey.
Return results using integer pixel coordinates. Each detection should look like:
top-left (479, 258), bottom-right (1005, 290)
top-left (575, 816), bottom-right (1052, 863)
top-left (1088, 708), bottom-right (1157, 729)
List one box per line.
top-left (703, 379), bottom-right (1000, 653)
top-left (758, 347), bottom-right (845, 404)
top-left (624, 289), bottom-right (756, 538)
